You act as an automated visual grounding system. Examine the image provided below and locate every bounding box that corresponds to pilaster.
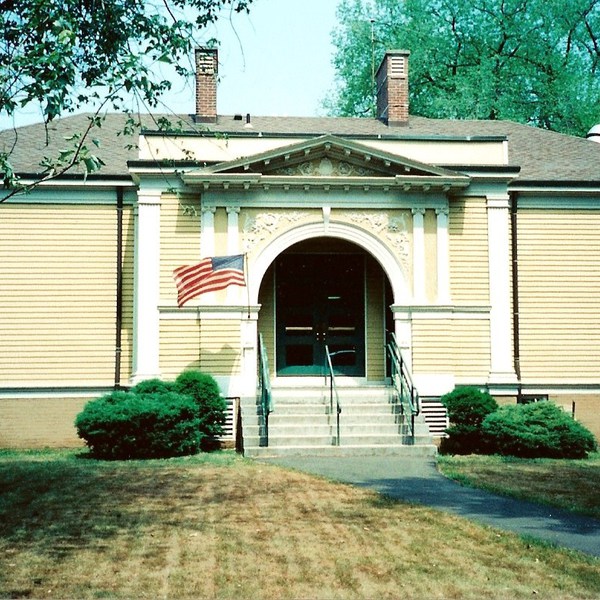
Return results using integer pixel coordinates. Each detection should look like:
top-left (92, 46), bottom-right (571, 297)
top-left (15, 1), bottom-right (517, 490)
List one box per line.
top-left (412, 208), bottom-right (426, 303)
top-left (487, 194), bottom-right (518, 384)
top-left (201, 205), bottom-right (217, 304)
top-left (435, 207), bottom-right (451, 304)
top-left (226, 206), bottom-right (241, 302)
top-left (132, 189), bottom-right (162, 383)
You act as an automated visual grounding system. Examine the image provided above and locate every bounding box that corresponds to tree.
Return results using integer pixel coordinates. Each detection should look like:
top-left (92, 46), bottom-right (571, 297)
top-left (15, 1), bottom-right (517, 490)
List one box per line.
top-left (328, 0), bottom-right (600, 136)
top-left (0, 0), bottom-right (252, 196)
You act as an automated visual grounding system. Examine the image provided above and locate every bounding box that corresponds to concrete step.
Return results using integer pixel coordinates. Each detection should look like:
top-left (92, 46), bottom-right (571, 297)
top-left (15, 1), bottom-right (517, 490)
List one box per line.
top-left (246, 431), bottom-right (427, 448)
top-left (241, 383), bottom-right (434, 458)
top-left (245, 444), bottom-right (438, 458)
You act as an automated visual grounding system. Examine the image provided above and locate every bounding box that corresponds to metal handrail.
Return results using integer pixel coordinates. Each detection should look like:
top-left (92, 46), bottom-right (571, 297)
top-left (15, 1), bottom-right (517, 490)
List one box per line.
top-left (387, 333), bottom-right (420, 437)
top-left (258, 333), bottom-right (273, 445)
top-left (324, 345), bottom-right (342, 446)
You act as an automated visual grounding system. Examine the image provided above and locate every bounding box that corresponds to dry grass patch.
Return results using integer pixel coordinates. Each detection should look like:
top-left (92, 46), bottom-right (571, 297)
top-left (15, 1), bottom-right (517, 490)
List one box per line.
top-left (438, 453), bottom-right (600, 519)
top-left (0, 449), bottom-right (599, 599)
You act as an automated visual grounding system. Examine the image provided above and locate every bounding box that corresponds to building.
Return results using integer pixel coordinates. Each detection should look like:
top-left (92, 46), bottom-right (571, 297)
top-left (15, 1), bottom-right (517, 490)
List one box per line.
top-left (2, 49), bottom-right (600, 451)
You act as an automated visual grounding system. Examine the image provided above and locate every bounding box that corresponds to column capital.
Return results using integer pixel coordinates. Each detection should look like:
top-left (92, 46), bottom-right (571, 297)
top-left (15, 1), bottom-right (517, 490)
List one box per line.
top-left (202, 205), bottom-right (217, 214)
top-left (435, 207), bottom-right (449, 216)
top-left (487, 194), bottom-right (510, 209)
top-left (226, 205), bottom-right (241, 215)
top-left (411, 207), bottom-right (426, 216)
top-left (136, 188), bottom-right (162, 206)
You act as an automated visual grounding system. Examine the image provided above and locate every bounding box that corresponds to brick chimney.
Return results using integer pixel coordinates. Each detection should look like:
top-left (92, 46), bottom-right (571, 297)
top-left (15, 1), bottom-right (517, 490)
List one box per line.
top-left (195, 47), bottom-right (218, 123)
top-left (376, 50), bottom-right (410, 126)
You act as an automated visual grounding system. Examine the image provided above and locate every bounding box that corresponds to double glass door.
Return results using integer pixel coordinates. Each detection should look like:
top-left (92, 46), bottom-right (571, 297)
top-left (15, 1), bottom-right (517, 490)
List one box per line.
top-left (275, 253), bottom-right (365, 376)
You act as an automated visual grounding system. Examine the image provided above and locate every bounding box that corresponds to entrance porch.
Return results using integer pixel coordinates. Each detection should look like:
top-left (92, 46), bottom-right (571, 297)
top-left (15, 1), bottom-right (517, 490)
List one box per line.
top-left (241, 238), bottom-right (435, 457)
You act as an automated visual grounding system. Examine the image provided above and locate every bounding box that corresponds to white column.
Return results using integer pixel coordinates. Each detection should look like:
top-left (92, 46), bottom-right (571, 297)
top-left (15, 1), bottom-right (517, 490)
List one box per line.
top-left (201, 206), bottom-right (217, 304)
top-left (201, 205), bottom-right (216, 256)
top-left (412, 208), bottom-right (426, 303)
top-left (239, 312), bottom-right (259, 395)
top-left (487, 194), bottom-right (518, 384)
top-left (435, 207), bottom-right (451, 304)
top-left (132, 189), bottom-right (162, 383)
top-left (226, 206), bottom-right (241, 303)
top-left (392, 308), bottom-right (413, 372)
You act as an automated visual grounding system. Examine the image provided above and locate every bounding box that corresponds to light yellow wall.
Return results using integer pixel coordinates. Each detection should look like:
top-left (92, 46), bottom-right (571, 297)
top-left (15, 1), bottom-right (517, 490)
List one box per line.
top-left (160, 319), bottom-right (241, 380)
top-left (118, 208), bottom-right (135, 384)
top-left (159, 192), bottom-right (201, 301)
top-left (140, 135), bottom-right (507, 168)
top-left (412, 317), bottom-right (491, 380)
top-left (449, 197), bottom-right (489, 304)
top-left (366, 257), bottom-right (385, 380)
top-left (518, 209), bottom-right (600, 383)
top-left (257, 265), bottom-right (276, 375)
top-left (424, 209), bottom-right (437, 303)
top-left (0, 203), bottom-right (128, 385)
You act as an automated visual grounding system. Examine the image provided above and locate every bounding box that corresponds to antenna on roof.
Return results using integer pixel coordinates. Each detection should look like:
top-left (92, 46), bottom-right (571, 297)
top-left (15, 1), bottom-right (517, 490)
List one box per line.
top-left (370, 19), bottom-right (376, 117)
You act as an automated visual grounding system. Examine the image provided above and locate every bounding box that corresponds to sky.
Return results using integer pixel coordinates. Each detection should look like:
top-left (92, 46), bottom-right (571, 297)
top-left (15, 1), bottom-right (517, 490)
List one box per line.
top-left (198, 0), bottom-right (340, 117)
top-left (0, 0), bottom-right (340, 130)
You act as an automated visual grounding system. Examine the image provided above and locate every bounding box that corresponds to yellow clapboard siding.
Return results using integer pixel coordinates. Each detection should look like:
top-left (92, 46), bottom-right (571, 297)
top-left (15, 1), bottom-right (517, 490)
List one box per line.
top-left (159, 194), bottom-right (202, 300)
top-left (518, 209), bottom-right (600, 381)
top-left (412, 318), bottom-right (490, 378)
top-left (257, 265), bottom-right (276, 375)
top-left (449, 198), bottom-right (489, 304)
top-left (160, 319), bottom-right (241, 380)
top-left (0, 203), bottom-right (130, 385)
top-left (366, 257), bottom-right (385, 380)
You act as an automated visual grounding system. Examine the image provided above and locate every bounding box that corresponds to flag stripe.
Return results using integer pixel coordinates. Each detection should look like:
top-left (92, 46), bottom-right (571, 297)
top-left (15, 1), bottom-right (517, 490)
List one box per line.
top-left (173, 254), bottom-right (245, 307)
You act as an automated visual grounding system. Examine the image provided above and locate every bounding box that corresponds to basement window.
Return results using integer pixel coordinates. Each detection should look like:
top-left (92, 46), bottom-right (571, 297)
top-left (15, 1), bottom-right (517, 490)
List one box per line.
top-left (518, 394), bottom-right (548, 404)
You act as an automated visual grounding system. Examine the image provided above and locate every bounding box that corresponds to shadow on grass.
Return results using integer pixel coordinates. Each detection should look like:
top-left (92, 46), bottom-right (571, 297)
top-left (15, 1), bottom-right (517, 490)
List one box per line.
top-left (0, 453), bottom-right (235, 560)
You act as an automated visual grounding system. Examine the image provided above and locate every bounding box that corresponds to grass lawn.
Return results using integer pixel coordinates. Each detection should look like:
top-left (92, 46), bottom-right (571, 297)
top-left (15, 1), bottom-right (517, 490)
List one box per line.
top-left (0, 449), bottom-right (599, 599)
top-left (438, 452), bottom-right (600, 519)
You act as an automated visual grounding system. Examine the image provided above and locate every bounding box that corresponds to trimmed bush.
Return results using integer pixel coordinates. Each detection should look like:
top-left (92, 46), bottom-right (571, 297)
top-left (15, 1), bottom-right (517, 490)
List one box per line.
top-left (75, 391), bottom-right (201, 460)
top-left (131, 378), bottom-right (175, 395)
top-left (440, 386), bottom-right (499, 454)
top-left (482, 401), bottom-right (598, 459)
top-left (174, 370), bottom-right (226, 443)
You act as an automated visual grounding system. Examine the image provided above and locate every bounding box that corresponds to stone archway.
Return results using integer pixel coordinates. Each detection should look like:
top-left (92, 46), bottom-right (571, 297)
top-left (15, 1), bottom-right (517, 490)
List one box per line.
top-left (249, 221), bottom-right (410, 306)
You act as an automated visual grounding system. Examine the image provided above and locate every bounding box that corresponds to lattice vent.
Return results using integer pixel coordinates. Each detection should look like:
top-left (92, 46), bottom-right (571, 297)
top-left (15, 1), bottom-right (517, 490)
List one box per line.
top-left (390, 55), bottom-right (407, 78)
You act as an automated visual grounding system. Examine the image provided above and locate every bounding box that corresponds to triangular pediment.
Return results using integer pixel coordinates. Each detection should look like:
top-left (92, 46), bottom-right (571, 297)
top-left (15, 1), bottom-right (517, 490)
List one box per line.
top-left (199, 134), bottom-right (462, 178)
top-left (182, 134), bottom-right (470, 192)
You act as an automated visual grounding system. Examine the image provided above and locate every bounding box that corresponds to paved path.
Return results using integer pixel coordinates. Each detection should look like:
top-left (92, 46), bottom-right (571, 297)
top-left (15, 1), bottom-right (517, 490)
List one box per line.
top-left (258, 455), bottom-right (600, 558)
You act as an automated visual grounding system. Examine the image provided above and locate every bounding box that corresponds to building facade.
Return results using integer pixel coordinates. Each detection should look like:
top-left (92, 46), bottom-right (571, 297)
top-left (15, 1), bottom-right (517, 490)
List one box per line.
top-left (2, 49), bottom-right (600, 447)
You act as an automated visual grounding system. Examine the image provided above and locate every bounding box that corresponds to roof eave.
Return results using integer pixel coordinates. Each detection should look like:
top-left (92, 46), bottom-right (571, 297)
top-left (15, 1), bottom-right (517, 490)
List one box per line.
top-left (181, 172), bottom-right (470, 192)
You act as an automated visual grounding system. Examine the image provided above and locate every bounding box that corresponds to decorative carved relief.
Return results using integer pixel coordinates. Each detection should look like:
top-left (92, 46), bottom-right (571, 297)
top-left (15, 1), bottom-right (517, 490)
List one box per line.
top-left (242, 211), bottom-right (306, 253)
top-left (345, 211), bottom-right (411, 278)
top-left (272, 157), bottom-right (379, 177)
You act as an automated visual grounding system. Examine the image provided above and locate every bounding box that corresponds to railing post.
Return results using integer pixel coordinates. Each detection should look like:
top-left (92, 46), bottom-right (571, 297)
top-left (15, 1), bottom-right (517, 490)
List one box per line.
top-left (325, 345), bottom-right (341, 447)
top-left (258, 333), bottom-right (272, 447)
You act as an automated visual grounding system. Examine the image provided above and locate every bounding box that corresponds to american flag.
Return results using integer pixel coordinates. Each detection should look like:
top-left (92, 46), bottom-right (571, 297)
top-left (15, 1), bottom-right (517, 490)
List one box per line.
top-left (173, 254), bottom-right (245, 307)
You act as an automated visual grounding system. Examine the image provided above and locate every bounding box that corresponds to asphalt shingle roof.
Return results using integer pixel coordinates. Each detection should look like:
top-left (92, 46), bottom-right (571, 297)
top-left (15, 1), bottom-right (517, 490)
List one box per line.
top-left (2, 112), bottom-right (599, 183)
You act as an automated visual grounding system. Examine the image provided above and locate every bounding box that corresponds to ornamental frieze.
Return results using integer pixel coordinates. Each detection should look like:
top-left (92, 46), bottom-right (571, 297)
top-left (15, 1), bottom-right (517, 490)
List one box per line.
top-left (272, 157), bottom-right (380, 178)
top-left (345, 211), bottom-right (411, 279)
top-left (242, 211), bottom-right (308, 254)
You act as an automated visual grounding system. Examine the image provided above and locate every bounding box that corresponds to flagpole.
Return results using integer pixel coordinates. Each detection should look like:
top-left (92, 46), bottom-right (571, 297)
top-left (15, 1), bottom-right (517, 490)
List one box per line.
top-left (197, 307), bottom-right (202, 369)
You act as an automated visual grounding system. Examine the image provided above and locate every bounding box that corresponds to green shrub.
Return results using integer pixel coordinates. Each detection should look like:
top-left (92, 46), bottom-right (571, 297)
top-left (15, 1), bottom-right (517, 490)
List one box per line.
top-left (440, 386), bottom-right (499, 454)
top-left (75, 391), bottom-right (201, 460)
top-left (174, 370), bottom-right (226, 443)
top-left (482, 401), bottom-right (598, 459)
top-left (131, 378), bottom-right (175, 395)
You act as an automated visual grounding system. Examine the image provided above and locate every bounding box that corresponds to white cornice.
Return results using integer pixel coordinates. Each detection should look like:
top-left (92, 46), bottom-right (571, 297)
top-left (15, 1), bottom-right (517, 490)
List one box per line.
top-left (2, 187), bottom-right (137, 205)
top-left (181, 172), bottom-right (470, 193)
top-left (517, 196), bottom-right (600, 209)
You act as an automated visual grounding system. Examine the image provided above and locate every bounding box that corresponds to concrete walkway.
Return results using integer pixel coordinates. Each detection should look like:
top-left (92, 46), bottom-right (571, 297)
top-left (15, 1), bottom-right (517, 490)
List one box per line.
top-left (258, 455), bottom-right (600, 558)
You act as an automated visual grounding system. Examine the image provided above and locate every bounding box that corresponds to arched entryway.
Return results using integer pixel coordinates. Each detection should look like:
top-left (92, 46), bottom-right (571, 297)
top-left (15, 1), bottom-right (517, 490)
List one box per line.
top-left (257, 238), bottom-right (393, 381)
